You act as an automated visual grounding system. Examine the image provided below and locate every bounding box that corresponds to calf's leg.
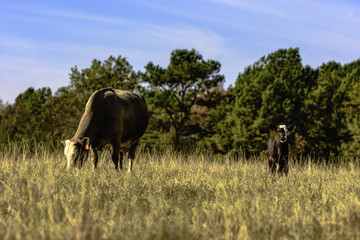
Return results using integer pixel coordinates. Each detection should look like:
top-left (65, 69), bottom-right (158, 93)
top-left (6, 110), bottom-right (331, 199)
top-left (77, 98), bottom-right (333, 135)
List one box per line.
top-left (269, 158), bottom-right (277, 174)
top-left (278, 158), bottom-right (289, 175)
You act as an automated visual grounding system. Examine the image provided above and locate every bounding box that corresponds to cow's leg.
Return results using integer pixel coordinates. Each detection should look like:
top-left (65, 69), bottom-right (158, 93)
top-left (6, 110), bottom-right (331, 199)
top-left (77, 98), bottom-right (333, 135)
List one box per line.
top-left (112, 145), bottom-right (120, 170)
top-left (119, 152), bottom-right (124, 170)
top-left (80, 150), bottom-right (89, 167)
top-left (80, 152), bottom-right (84, 167)
top-left (128, 142), bottom-right (139, 172)
top-left (90, 147), bottom-right (98, 169)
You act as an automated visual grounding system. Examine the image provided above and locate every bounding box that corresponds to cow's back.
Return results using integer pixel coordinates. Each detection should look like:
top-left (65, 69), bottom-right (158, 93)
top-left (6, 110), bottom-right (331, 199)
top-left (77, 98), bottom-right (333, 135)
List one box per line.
top-left (75, 88), bottom-right (148, 147)
top-left (111, 89), bottom-right (148, 142)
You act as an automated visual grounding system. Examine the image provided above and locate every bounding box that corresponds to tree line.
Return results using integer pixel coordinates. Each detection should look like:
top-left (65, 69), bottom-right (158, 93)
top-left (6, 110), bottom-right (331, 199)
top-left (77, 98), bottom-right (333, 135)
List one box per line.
top-left (0, 48), bottom-right (359, 159)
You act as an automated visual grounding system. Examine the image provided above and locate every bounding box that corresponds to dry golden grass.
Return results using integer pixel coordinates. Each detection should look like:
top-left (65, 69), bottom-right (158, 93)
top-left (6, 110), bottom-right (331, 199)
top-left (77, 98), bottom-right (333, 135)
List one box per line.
top-left (1, 144), bottom-right (360, 239)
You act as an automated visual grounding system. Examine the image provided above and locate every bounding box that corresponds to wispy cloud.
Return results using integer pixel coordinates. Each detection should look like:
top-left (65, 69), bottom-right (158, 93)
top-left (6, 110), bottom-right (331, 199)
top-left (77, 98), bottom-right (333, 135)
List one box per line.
top-left (0, 23), bottom-right (230, 102)
top-left (0, 55), bottom-right (69, 103)
top-left (144, 25), bottom-right (228, 56)
top-left (0, 3), bottom-right (129, 25)
top-left (1, 0), bottom-right (359, 103)
top-left (208, 0), bottom-right (290, 17)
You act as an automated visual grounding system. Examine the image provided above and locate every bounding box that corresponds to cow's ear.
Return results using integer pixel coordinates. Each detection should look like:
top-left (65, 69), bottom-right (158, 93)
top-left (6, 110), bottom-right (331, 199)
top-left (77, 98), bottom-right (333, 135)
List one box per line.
top-left (269, 124), bottom-right (277, 131)
top-left (288, 125), bottom-right (296, 132)
top-left (61, 140), bottom-right (66, 146)
top-left (81, 137), bottom-right (90, 150)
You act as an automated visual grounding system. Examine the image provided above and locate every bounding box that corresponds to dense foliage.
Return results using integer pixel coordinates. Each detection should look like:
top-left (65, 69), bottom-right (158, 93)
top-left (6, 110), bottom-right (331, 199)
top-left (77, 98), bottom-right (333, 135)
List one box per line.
top-left (0, 48), bottom-right (359, 159)
top-left (204, 48), bottom-right (360, 159)
top-left (142, 49), bottom-right (224, 150)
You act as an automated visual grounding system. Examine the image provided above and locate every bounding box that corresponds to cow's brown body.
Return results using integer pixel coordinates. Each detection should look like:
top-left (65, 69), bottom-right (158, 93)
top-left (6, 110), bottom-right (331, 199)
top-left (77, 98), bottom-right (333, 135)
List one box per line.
top-left (63, 88), bottom-right (148, 171)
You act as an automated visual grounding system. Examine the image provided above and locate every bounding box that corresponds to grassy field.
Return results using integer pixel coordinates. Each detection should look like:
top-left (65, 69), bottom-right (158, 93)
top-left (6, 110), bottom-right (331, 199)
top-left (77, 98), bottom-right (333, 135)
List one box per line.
top-left (1, 145), bottom-right (360, 240)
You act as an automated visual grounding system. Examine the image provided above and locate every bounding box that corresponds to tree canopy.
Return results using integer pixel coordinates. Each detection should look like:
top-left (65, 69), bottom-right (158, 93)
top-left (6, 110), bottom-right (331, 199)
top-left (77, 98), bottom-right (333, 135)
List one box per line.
top-left (0, 48), bottom-right (359, 160)
top-left (142, 49), bottom-right (224, 149)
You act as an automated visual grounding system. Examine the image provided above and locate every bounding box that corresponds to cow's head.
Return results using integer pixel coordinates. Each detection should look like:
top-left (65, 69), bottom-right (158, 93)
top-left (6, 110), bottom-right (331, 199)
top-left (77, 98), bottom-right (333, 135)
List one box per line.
top-left (269, 124), bottom-right (295, 143)
top-left (61, 137), bottom-right (90, 169)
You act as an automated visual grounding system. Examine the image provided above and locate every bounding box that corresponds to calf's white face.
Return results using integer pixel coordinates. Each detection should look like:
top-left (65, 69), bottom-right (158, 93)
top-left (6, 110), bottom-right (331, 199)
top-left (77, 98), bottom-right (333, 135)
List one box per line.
top-left (278, 125), bottom-right (289, 143)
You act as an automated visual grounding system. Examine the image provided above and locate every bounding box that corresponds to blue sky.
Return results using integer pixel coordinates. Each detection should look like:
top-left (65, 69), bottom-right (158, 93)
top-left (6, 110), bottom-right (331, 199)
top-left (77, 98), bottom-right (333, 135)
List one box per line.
top-left (1, 0), bottom-right (359, 103)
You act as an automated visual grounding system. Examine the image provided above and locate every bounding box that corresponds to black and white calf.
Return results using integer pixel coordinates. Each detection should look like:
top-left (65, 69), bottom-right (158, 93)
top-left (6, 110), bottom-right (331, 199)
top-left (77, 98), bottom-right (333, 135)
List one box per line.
top-left (268, 124), bottom-right (295, 175)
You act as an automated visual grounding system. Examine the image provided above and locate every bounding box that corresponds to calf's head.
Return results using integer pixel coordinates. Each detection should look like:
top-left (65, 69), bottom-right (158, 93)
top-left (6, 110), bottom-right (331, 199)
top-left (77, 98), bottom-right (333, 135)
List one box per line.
top-left (269, 124), bottom-right (295, 143)
top-left (61, 138), bottom-right (90, 168)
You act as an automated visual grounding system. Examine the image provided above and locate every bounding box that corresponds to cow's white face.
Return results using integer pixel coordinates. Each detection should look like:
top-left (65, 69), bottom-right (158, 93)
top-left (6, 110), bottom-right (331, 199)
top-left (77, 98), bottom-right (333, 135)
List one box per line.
top-left (63, 139), bottom-right (81, 168)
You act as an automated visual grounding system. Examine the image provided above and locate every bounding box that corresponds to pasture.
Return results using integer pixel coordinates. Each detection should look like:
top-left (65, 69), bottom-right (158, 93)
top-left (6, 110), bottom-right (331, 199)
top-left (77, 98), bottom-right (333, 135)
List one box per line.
top-left (1, 144), bottom-right (360, 240)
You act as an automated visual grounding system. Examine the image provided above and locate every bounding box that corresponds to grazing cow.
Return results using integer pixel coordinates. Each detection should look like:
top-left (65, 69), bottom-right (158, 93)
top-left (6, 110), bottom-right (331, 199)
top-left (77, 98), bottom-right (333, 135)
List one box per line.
top-left (62, 88), bottom-right (148, 171)
top-left (267, 124), bottom-right (295, 175)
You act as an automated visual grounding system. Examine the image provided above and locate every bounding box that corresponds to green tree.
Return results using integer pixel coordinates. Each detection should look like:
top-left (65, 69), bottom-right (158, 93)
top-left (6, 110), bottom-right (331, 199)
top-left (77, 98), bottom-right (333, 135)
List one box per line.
top-left (39, 87), bottom-right (85, 147)
top-left (200, 86), bottom-right (236, 153)
top-left (235, 48), bottom-right (312, 153)
top-left (304, 62), bottom-right (346, 158)
top-left (43, 55), bottom-right (140, 147)
top-left (205, 48), bottom-right (317, 155)
top-left (0, 87), bottom-right (52, 145)
top-left (69, 55), bottom-right (139, 103)
top-left (339, 60), bottom-right (360, 157)
top-left (0, 55), bottom-right (140, 148)
top-left (142, 49), bottom-right (224, 149)
top-left (0, 99), bottom-right (5, 122)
